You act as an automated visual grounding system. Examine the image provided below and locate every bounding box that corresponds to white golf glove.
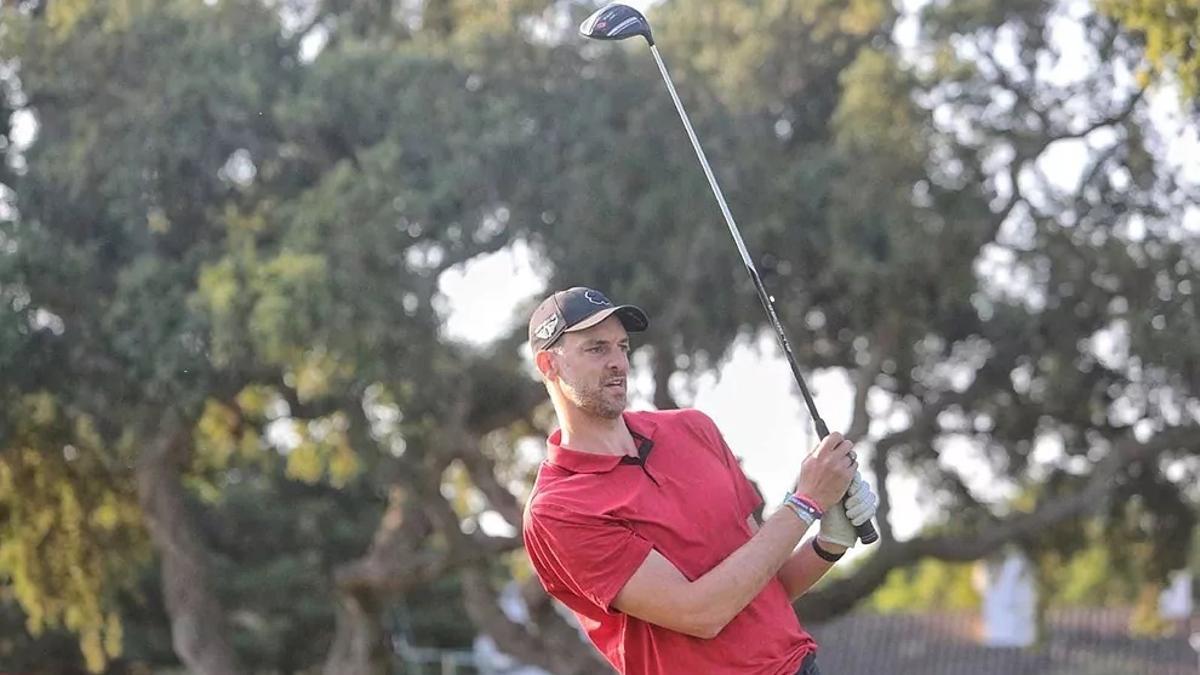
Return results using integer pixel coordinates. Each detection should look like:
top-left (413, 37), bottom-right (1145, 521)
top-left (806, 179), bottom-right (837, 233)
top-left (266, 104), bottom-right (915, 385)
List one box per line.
top-left (817, 473), bottom-right (878, 549)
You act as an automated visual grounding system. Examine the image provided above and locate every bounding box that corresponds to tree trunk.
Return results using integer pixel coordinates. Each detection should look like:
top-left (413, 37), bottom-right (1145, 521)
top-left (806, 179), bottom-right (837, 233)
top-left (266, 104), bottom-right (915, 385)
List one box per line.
top-left (136, 428), bottom-right (245, 675)
top-left (323, 486), bottom-right (423, 675)
top-left (460, 569), bottom-right (611, 675)
top-left (322, 591), bottom-right (390, 675)
top-left (652, 342), bottom-right (679, 410)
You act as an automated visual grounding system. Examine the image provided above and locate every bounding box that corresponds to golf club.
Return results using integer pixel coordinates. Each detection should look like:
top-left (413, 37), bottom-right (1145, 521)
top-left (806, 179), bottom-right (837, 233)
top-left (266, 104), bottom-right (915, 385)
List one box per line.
top-left (581, 2), bottom-right (880, 545)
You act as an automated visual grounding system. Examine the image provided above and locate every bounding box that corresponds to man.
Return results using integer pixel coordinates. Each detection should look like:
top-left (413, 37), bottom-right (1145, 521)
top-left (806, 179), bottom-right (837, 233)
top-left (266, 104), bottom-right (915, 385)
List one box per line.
top-left (522, 286), bottom-right (878, 675)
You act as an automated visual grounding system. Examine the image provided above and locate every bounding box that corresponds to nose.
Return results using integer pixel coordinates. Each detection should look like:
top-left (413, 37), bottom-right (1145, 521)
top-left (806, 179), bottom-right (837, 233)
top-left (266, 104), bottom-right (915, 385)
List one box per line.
top-left (607, 349), bottom-right (629, 373)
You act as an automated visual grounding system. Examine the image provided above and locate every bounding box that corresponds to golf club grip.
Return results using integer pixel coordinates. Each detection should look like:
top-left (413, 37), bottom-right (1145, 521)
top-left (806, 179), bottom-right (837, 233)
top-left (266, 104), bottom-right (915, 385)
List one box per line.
top-left (816, 420), bottom-right (880, 544)
top-left (850, 499), bottom-right (880, 544)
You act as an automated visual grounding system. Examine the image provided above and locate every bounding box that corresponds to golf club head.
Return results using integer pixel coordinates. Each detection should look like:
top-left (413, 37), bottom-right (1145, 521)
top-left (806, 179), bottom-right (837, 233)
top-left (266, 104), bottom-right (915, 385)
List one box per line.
top-left (580, 3), bottom-right (654, 46)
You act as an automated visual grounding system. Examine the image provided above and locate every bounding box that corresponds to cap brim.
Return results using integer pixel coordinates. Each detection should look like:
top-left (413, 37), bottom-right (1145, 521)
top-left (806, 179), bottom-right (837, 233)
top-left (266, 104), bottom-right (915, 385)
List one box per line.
top-left (564, 305), bottom-right (649, 334)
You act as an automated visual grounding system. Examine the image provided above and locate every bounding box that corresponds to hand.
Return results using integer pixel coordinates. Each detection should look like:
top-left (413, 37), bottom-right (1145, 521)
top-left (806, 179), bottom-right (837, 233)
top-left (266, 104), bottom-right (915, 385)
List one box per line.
top-left (817, 473), bottom-right (879, 549)
top-left (792, 432), bottom-right (856, 512)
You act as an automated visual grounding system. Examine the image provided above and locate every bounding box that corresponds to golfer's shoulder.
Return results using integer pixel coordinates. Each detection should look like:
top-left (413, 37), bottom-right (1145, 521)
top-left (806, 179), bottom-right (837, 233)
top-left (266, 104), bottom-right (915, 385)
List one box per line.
top-left (525, 451), bottom-right (600, 500)
top-left (633, 403), bottom-right (715, 425)
top-left (523, 486), bottom-right (602, 535)
top-left (629, 407), bottom-right (718, 434)
top-left (523, 471), bottom-right (595, 522)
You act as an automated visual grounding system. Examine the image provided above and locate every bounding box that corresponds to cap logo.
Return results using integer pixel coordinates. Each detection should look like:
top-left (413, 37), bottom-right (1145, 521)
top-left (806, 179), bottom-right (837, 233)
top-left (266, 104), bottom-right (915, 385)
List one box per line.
top-left (534, 314), bottom-right (559, 340)
top-left (584, 290), bottom-right (611, 306)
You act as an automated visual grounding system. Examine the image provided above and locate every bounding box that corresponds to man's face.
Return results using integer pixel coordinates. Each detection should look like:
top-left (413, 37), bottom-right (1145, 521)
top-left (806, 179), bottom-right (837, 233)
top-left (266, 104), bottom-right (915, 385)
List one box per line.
top-left (544, 315), bottom-right (631, 420)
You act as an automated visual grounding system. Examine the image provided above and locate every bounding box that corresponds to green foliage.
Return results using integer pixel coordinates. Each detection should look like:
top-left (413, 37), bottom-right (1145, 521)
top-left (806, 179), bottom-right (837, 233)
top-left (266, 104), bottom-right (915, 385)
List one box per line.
top-left (1101, 0), bottom-right (1200, 97)
top-left (393, 575), bottom-right (478, 650)
top-left (868, 558), bottom-right (982, 613)
top-left (1037, 520), bottom-right (1167, 610)
top-left (871, 513), bottom-right (1194, 619)
top-left (1049, 545), bottom-right (1136, 606)
top-left (203, 471), bottom-right (382, 670)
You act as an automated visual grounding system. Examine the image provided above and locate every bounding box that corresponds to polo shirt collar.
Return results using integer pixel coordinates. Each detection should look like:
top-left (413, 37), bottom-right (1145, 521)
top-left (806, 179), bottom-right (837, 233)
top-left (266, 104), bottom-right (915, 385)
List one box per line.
top-left (546, 412), bottom-right (659, 475)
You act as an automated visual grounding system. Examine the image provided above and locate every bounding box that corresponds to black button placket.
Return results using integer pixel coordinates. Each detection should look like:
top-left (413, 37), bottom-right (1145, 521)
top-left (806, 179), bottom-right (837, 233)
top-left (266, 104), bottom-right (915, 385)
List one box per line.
top-left (619, 433), bottom-right (659, 486)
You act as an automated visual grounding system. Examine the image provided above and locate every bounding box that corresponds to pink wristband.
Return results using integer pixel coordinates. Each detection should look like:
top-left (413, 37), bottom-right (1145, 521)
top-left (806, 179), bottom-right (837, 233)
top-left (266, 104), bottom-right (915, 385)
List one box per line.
top-left (784, 493), bottom-right (824, 522)
top-left (788, 493), bottom-right (824, 518)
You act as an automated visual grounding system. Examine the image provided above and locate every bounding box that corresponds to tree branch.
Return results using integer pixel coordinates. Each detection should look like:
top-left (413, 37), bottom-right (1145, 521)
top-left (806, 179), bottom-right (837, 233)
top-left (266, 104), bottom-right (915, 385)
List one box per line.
top-left (795, 424), bottom-right (1196, 622)
top-left (457, 446), bottom-right (524, 529)
top-left (869, 438), bottom-right (894, 543)
top-left (425, 479), bottom-right (609, 675)
top-left (847, 321), bottom-right (896, 440)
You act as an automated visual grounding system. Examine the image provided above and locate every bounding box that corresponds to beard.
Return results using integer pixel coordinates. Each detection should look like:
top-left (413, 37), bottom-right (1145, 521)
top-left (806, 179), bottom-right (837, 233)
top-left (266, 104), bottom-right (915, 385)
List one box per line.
top-left (560, 372), bottom-right (626, 420)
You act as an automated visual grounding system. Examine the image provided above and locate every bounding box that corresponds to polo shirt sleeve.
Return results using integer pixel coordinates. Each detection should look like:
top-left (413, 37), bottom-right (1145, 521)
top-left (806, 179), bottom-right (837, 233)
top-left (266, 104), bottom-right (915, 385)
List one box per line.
top-left (523, 503), bottom-right (655, 613)
top-left (694, 411), bottom-right (765, 519)
top-left (718, 432), bottom-right (766, 519)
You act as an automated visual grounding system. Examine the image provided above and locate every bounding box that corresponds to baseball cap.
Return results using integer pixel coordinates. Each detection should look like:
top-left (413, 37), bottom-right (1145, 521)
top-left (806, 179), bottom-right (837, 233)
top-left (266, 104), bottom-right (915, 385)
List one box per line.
top-left (528, 287), bottom-right (649, 351)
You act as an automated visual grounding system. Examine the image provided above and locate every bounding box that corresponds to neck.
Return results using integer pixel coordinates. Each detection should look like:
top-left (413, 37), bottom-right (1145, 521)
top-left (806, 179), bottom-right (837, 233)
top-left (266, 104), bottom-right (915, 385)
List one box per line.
top-left (554, 401), bottom-right (635, 457)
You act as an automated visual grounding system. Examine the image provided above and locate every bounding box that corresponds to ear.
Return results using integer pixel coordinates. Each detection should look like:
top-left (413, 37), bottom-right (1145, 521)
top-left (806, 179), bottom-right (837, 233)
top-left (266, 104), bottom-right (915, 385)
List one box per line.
top-left (535, 349), bottom-right (558, 381)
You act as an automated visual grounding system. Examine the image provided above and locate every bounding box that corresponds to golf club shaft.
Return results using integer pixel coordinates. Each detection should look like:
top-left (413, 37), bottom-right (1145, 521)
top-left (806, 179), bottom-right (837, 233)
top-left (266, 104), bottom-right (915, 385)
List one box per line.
top-left (652, 52), bottom-right (825, 434)
top-left (650, 46), bottom-right (879, 545)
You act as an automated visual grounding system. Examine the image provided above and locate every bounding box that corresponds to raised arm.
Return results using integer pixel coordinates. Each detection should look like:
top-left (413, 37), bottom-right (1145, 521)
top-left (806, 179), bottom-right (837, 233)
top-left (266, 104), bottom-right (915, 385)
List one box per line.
top-left (611, 432), bottom-right (855, 638)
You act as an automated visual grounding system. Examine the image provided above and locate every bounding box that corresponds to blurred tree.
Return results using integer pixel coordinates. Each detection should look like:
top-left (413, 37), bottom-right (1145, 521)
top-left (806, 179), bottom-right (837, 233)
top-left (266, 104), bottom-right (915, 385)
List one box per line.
top-left (789, 0), bottom-right (1199, 621)
top-left (1100, 0), bottom-right (1200, 97)
top-left (867, 558), bottom-right (981, 613)
top-left (1, 0), bottom-right (298, 671)
top-left (861, 513), bottom-right (1186, 625)
top-left (0, 1), bottom-right (1197, 674)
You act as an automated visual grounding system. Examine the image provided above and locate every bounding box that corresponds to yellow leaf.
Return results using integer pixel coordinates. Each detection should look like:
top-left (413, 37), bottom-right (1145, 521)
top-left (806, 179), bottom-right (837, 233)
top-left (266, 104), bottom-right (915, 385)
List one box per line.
top-left (104, 611), bottom-right (123, 658)
top-left (235, 385), bottom-right (274, 418)
top-left (328, 442), bottom-right (361, 488)
top-left (286, 442), bottom-right (324, 484)
top-left (80, 627), bottom-right (105, 672)
top-left (147, 208), bottom-right (171, 234)
top-left (239, 428), bottom-right (263, 461)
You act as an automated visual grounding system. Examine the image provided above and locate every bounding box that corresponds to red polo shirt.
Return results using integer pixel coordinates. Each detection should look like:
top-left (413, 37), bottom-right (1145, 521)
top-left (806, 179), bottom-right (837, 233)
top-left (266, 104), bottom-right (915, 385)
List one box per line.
top-left (522, 408), bottom-right (816, 674)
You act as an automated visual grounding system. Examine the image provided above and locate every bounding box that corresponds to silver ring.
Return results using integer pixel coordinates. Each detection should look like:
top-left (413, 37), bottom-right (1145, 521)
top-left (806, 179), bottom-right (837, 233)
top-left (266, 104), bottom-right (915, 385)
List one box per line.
top-left (848, 450), bottom-right (858, 465)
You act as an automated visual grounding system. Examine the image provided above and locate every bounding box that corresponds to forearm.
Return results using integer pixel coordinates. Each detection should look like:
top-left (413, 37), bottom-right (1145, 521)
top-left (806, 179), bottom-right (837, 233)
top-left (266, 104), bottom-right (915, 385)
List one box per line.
top-left (777, 539), bottom-right (846, 601)
top-left (688, 508), bottom-right (813, 633)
